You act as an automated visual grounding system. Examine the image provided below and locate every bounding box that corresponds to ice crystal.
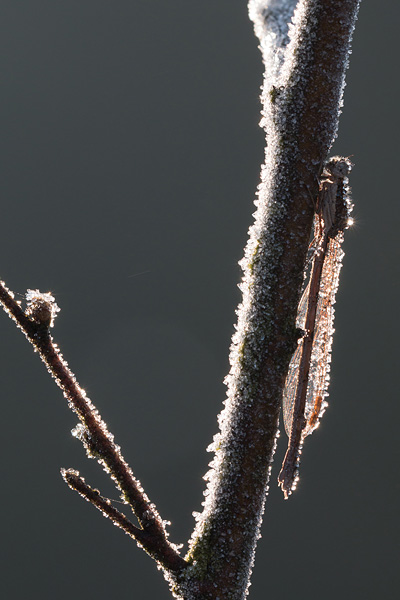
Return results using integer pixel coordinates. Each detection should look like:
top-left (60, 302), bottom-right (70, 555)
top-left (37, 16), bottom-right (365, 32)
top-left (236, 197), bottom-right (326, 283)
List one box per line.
top-left (249, 0), bottom-right (298, 85)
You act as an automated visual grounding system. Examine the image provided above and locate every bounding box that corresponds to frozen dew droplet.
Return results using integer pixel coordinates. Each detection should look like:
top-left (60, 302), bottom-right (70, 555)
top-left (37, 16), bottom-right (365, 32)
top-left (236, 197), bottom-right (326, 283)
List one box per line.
top-left (71, 423), bottom-right (85, 440)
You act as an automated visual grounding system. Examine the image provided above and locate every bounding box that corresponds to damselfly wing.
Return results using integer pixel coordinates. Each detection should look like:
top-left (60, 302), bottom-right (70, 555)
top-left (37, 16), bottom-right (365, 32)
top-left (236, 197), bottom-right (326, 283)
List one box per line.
top-left (278, 157), bottom-right (353, 498)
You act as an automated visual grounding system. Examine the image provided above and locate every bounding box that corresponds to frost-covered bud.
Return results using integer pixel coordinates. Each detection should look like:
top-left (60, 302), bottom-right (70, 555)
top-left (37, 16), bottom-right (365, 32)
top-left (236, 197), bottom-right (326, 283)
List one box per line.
top-left (25, 289), bottom-right (60, 328)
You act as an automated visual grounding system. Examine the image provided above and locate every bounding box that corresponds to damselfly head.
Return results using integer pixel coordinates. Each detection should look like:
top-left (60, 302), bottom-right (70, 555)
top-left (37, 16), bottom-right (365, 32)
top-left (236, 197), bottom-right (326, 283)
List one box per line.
top-left (324, 156), bottom-right (353, 180)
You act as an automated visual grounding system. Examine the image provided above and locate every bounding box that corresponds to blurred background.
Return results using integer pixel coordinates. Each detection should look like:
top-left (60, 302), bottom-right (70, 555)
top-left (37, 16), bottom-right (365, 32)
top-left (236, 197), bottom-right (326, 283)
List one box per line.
top-left (0, 2), bottom-right (398, 599)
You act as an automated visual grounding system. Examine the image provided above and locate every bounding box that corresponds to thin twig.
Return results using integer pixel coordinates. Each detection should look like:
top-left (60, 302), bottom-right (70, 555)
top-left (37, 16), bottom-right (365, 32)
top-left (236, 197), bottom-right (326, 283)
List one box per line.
top-left (62, 468), bottom-right (167, 550)
top-left (62, 469), bottom-right (145, 539)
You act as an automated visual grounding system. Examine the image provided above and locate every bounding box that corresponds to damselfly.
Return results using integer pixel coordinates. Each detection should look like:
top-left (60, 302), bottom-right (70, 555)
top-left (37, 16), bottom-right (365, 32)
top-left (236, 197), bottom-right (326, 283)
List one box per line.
top-left (278, 156), bottom-right (353, 499)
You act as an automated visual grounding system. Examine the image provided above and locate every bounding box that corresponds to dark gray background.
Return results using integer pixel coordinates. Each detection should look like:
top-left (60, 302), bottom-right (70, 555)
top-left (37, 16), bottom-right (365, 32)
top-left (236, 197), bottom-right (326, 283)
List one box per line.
top-left (0, 2), bottom-right (398, 599)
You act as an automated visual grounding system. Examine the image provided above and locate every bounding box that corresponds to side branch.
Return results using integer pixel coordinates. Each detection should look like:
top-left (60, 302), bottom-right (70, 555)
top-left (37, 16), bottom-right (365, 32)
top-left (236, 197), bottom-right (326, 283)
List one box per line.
top-left (0, 280), bottom-right (185, 573)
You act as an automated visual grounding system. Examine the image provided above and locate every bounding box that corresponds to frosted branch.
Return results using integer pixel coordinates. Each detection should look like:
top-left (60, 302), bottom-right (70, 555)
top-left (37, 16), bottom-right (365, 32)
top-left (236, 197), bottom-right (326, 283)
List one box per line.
top-left (179, 1), bottom-right (360, 598)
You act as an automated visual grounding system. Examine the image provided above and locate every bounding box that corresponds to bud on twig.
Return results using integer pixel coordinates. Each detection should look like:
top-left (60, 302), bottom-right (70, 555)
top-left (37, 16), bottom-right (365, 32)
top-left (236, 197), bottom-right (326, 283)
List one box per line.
top-left (25, 289), bottom-right (60, 328)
